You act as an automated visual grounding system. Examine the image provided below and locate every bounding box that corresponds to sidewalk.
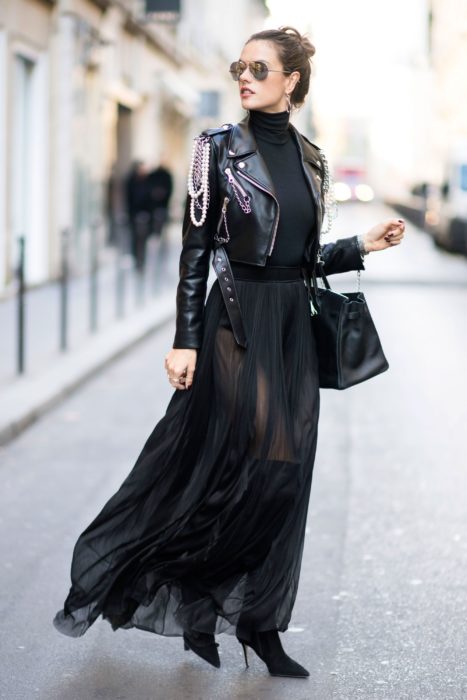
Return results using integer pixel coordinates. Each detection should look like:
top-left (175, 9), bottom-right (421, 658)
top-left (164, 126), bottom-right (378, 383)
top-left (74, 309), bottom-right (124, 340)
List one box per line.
top-left (0, 226), bottom-right (182, 447)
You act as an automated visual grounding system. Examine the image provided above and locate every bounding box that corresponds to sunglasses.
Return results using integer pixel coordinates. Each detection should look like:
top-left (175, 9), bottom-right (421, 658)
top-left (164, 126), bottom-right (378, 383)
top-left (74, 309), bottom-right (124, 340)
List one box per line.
top-left (229, 60), bottom-right (292, 82)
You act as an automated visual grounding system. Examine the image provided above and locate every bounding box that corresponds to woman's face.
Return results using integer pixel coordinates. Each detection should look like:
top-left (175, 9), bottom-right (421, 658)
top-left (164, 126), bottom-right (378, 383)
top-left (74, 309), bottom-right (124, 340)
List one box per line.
top-left (236, 40), bottom-right (300, 113)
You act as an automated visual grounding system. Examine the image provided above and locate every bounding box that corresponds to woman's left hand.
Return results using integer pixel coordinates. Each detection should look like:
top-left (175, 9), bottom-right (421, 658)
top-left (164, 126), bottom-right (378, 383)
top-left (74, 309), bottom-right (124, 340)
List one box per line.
top-left (362, 218), bottom-right (406, 253)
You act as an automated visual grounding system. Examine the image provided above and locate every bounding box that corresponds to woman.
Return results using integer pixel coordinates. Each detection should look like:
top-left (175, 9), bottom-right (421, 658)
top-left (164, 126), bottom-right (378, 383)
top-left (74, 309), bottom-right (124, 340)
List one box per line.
top-left (53, 27), bottom-right (405, 679)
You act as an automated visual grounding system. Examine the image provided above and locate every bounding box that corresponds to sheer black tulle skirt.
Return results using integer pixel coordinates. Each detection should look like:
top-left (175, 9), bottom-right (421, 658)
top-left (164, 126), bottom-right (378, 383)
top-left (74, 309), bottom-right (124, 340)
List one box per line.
top-left (53, 263), bottom-right (320, 642)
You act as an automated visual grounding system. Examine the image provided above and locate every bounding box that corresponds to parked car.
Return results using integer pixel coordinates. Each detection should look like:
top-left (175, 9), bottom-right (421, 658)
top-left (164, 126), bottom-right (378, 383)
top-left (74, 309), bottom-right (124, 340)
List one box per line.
top-left (433, 145), bottom-right (467, 255)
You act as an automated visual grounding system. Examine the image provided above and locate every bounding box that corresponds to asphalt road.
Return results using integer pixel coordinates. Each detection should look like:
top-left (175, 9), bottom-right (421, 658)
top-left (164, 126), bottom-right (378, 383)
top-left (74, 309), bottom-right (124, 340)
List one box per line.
top-left (1, 203), bottom-right (466, 700)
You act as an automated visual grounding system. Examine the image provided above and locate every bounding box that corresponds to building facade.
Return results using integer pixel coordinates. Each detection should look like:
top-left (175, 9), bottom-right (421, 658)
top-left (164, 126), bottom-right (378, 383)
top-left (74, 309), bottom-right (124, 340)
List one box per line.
top-left (0, 0), bottom-right (267, 295)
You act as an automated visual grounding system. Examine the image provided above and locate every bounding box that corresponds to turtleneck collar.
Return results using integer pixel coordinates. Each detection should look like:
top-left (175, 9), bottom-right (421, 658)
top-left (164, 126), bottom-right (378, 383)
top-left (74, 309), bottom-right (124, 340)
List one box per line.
top-left (249, 109), bottom-right (290, 145)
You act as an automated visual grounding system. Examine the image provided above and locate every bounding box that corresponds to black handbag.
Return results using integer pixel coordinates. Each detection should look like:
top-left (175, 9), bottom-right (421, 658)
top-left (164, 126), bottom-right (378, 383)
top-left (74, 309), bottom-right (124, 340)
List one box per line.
top-left (309, 263), bottom-right (389, 390)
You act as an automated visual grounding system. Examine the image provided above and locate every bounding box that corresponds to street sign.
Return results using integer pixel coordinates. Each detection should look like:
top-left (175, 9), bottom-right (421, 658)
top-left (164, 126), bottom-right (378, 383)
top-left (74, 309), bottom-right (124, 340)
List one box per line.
top-left (144, 0), bottom-right (181, 19)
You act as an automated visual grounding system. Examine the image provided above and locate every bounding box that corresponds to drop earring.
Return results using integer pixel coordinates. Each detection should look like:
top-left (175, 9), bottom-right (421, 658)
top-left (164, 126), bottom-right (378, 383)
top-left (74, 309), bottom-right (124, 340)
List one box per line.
top-left (285, 92), bottom-right (291, 114)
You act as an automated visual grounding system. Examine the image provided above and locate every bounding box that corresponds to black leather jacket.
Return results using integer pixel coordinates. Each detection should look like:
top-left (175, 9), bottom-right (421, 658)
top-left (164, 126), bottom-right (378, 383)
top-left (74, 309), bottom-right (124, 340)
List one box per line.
top-left (173, 113), bottom-right (365, 349)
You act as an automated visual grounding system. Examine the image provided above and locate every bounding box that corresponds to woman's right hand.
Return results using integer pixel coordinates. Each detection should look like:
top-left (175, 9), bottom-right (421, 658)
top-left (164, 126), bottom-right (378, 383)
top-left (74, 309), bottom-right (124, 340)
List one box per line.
top-left (164, 348), bottom-right (197, 390)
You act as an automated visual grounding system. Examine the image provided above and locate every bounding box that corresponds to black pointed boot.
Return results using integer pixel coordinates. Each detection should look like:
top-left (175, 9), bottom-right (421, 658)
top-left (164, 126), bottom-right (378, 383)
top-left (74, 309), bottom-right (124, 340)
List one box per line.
top-left (237, 628), bottom-right (309, 678)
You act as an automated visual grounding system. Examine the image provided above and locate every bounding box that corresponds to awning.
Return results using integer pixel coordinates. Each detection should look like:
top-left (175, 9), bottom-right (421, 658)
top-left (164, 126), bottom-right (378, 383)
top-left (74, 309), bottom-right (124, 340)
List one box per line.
top-left (159, 74), bottom-right (199, 118)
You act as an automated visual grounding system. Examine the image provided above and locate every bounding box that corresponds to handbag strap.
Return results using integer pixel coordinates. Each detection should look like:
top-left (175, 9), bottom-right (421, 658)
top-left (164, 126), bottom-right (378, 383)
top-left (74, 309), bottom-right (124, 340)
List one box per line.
top-left (316, 246), bottom-right (331, 290)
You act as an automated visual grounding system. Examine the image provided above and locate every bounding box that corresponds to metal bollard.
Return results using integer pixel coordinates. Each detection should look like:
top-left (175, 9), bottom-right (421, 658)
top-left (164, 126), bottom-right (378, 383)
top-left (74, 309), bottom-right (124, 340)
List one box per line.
top-left (59, 227), bottom-right (70, 351)
top-left (89, 219), bottom-right (99, 333)
top-left (115, 213), bottom-right (127, 319)
top-left (16, 236), bottom-right (26, 375)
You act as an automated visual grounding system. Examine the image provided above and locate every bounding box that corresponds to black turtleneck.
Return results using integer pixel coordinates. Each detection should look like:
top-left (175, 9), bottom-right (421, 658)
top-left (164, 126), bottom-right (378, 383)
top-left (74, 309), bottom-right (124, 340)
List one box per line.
top-left (249, 109), bottom-right (316, 266)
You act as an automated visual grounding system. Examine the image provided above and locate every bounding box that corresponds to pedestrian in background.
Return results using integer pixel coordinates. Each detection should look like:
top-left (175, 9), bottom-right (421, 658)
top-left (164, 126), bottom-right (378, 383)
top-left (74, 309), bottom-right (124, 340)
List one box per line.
top-left (125, 160), bottom-right (151, 271)
top-left (147, 156), bottom-right (173, 241)
top-left (54, 26), bottom-right (405, 680)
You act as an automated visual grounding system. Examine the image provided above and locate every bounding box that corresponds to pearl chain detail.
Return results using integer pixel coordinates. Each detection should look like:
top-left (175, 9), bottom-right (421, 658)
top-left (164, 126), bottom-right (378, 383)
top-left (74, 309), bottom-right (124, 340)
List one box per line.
top-left (187, 136), bottom-right (211, 227)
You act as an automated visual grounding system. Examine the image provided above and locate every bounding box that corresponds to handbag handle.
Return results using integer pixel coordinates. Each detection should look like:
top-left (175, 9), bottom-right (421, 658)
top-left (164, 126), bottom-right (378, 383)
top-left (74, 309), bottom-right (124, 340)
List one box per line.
top-left (301, 247), bottom-right (330, 316)
top-left (315, 147), bottom-right (362, 294)
top-left (316, 247), bottom-right (331, 290)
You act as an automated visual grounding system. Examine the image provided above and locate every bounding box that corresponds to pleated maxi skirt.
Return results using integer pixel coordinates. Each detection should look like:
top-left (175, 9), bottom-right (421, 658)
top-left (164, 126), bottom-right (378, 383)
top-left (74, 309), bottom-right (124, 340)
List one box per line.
top-left (53, 261), bottom-right (320, 643)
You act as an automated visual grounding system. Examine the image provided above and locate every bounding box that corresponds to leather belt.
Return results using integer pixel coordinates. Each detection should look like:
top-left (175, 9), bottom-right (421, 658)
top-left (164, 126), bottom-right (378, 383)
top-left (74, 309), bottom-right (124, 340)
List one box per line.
top-left (211, 245), bottom-right (248, 348)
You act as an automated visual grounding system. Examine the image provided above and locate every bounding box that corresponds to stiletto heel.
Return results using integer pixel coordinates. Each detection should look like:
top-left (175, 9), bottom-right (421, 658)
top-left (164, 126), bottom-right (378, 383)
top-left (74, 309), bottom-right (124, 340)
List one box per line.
top-left (236, 630), bottom-right (309, 678)
top-left (241, 641), bottom-right (249, 668)
top-left (183, 640), bottom-right (189, 651)
top-left (183, 631), bottom-right (221, 668)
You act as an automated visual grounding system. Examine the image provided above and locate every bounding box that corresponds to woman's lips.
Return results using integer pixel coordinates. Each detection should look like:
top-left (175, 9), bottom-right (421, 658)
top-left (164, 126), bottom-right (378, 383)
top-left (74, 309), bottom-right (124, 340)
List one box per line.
top-left (240, 88), bottom-right (255, 97)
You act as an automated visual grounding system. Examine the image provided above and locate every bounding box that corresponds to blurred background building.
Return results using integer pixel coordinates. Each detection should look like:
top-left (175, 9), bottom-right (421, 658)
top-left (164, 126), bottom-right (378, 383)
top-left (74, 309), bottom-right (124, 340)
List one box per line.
top-left (1, 0), bottom-right (466, 298)
top-left (0, 0), bottom-right (267, 295)
top-left (267, 0), bottom-right (467, 252)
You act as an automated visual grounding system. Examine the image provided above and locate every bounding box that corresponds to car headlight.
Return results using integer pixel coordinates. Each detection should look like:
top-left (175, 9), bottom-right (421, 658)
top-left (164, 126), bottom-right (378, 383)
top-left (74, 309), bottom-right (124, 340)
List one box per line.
top-left (355, 184), bottom-right (374, 202)
top-left (334, 182), bottom-right (352, 201)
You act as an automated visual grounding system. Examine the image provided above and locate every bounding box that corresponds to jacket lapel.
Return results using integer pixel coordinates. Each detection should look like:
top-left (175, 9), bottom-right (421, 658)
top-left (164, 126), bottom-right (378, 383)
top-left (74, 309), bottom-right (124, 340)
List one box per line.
top-left (289, 124), bottom-right (323, 209)
top-left (227, 114), bottom-right (278, 196)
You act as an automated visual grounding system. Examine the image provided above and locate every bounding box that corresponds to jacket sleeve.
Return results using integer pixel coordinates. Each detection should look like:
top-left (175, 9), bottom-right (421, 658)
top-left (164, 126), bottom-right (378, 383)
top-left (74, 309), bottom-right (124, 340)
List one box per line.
top-left (319, 234), bottom-right (366, 276)
top-left (172, 138), bottom-right (220, 349)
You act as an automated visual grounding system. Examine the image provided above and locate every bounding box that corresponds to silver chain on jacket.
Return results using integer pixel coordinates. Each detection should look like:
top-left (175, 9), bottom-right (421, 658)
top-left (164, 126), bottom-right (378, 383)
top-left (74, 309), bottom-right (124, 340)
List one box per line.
top-left (318, 148), bottom-right (338, 237)
top-left (318, 148), bottom-right (363, 292)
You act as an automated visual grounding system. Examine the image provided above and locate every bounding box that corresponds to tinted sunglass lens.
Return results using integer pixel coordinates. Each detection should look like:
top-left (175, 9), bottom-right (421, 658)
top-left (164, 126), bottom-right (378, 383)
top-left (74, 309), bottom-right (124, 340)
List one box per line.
top-left (229, 61), bottom-right (243, 81)
top-left (251, 61), bottom-right (268, 80)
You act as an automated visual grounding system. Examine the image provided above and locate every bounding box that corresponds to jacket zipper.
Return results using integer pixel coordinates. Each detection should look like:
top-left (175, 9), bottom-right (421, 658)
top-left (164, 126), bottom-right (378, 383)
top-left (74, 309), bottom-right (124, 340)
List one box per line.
top-left (224, 167), bottom-right (249, 198)
top-left (236, 169), bottom-right (280, 255)
top-left (224, 167), bottom-right (252, 215)
top-left (214, 196), bottom-right (231, 244)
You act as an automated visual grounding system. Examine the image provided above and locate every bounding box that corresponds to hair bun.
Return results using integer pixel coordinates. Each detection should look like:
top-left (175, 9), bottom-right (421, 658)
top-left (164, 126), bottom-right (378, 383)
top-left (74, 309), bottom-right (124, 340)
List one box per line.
top-left (279, 26), bottom-right (316, 59)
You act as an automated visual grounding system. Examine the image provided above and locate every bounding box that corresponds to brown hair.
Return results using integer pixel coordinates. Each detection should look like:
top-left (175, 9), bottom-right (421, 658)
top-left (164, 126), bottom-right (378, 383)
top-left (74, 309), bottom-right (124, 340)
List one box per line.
top-left (245, 26), bottom-right (316, 108)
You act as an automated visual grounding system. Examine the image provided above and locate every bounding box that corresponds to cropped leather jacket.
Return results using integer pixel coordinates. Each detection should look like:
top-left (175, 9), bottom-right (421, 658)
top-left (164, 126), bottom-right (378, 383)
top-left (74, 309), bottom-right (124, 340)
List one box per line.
top-left (173, 113), bottom-right (365, 349)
